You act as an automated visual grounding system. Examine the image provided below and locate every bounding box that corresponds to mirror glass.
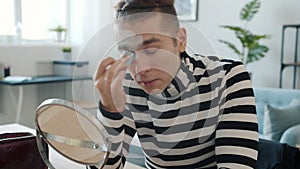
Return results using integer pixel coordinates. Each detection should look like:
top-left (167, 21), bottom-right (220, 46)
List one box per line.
top-left (35, 99), bottom-right (110, 168)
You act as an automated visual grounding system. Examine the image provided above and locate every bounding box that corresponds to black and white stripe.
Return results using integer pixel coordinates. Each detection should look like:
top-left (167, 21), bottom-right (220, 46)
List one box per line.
top-left (98, 52), bottom-right (259, 169)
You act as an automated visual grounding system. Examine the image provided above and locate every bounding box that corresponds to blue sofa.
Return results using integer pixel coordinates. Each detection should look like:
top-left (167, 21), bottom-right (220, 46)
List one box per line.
top-left (254, 87), bottom-right (300, 148)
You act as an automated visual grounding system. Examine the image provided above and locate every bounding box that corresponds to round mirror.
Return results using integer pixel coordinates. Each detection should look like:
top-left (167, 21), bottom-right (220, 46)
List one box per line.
top-left (35, 99), bottom-right (111, 169)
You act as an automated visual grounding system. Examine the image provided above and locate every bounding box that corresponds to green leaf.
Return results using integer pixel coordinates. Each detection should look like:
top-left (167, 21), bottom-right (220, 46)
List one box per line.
top-left (220, 25), bottom-right (244, 32)
top-left (252, 34), bottom-right (269, 41)
top-left (246, 44), bottom-right (269, 64)
top-left (240, 0), bottom-right (261, 21)
top-left (220, 25), bottom-right (250, 48)
top-left (219, 40), bottom-right (242, 57)
top-left (237, 29), bottom-right (252, 47)
top-left (49, 25), bottom-right (67, 32)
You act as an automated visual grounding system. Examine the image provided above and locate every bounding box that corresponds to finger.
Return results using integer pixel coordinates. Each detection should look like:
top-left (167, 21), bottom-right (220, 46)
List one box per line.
top-left (94, 57), bottom-right (116, 80)
top-left (111, 70), bottom-right (127, 112)
top-left (105, 58), bottom-right (128, 80)
top-left (121, 51), bottom-right (135, 65)
top-left (113, 55), bottom-right (132, 76)
top-left (112, 70), bottom-right (126, 88)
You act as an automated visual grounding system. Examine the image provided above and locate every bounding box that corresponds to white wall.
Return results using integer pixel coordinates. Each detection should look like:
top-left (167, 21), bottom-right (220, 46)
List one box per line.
top-left (192, 0), bottom-right (300, 88)
top-left (0, 0), bottom-right (299, 126)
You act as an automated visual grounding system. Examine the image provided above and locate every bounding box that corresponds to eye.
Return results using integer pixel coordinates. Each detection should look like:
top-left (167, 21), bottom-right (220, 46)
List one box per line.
top-left (143, 48), bottom-right (158, 55)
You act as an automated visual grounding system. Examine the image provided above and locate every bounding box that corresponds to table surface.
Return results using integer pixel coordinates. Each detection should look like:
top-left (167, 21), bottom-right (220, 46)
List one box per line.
top-left (0, 75), bottom-right (92, 86)
top-left (0, 123), bottom-right (144, 169)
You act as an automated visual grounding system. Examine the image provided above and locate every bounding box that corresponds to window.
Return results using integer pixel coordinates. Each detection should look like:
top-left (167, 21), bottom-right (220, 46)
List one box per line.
top-left (0, 0), bottom-right (15, 36)
top-left (0, 0), bottom-right (67, 41)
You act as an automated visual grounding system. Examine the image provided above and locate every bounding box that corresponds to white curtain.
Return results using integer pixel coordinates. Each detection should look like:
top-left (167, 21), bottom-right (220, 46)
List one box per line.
top-left (69, 0), bottom-right (116, 44)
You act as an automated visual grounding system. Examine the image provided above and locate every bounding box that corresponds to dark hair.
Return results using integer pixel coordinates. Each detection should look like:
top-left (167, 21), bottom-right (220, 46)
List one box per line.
top-left (114, 0), bottom-right (180, 39)
top-left (115, 0), bottom-right (177, 18)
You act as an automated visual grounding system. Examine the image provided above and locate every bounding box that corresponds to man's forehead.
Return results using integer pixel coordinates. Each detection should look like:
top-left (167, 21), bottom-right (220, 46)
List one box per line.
top-left (115, 12), bottom-right (176, 38)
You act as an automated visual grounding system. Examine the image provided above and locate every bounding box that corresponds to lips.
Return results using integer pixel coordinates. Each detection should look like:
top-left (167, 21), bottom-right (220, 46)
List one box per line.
top-left (138, 79), bottom-right (158, 87)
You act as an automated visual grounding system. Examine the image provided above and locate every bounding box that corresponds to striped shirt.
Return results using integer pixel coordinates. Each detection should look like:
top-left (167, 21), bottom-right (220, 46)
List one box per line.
top-left (97, 52), bottom-right (259, 169)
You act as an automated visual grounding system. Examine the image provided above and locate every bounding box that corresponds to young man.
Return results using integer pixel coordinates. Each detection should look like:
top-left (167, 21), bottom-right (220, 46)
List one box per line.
top-left (94, 0), bottom-right (259, 168)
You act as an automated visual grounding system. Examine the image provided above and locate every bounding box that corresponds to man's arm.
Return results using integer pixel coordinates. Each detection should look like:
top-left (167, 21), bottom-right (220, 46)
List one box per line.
top-left (216, 60), bottom-right (259, 169)
top-left (93, 55), bottom-right (136, 168)
top-left (97, 104), bottom-right (137, 169)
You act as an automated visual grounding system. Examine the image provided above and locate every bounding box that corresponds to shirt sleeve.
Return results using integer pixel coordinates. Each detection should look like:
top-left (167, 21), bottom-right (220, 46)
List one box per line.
top-left (97, 103), bottom-right (137, 169)
top-left (216, 61), bottom-right (259, 169)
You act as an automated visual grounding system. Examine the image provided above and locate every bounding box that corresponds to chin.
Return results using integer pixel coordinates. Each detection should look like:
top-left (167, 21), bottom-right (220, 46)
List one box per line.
top-left (148, 89), bottom-right (163, 94)
top-left (141, 87), bottom-right (163, 94)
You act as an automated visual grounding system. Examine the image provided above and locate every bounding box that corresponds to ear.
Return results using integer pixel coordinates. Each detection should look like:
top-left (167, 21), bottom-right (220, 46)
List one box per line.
top-left (176, 28), bottom-right (187, 53)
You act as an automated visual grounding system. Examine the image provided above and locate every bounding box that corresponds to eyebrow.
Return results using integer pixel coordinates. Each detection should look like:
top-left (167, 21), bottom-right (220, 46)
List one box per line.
top-left (117, 37), bottom-right (161, 51)
top-left (142, 37), bottom-right (161, 46)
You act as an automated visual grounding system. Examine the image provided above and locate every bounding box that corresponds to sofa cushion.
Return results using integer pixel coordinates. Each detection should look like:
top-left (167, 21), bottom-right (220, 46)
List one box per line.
top-left (280, 124), bottom-right (300, 148)
top-left (290, 98), bottom-right (300, 106)
top-left (253, 87), bottom-right (300, 134)
top-left (263, 103), bottom-right (300, 142)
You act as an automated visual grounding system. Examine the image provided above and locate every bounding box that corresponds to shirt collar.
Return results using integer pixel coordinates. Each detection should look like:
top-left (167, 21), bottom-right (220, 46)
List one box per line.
top-left (154, 52), bottom-right (195, 99)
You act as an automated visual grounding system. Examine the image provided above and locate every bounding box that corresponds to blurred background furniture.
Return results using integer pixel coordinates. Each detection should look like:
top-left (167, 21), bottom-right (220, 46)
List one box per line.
top-left (0, 123), bottom-right (143, 169)
top-left (279, 24), bottom-right (300, 89)
top-left (254, 87), bottom-right (300, 148)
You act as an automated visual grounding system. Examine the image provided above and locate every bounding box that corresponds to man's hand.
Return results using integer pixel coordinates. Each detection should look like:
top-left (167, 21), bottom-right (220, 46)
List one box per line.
top-left (94, 56), bottom-right (129, 112)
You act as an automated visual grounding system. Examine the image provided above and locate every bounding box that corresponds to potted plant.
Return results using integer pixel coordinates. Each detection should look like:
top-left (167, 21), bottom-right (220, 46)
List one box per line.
top-left (219, 0), bottom-right (270, 65)
top-left (50, 25), bottom-right (67, 42)
top-left (62, 47), bottom-right (72, 61)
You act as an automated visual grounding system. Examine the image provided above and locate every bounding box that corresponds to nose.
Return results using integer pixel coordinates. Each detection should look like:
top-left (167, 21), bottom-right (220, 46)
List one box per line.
top-left (130, 53), bottom-right (151, 75)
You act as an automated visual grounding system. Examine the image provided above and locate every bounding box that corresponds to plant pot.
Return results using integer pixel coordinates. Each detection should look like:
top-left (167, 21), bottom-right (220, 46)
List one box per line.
top-left (53, 32), bottom-right (66, 42)
top-left (63, 52), bottom-right (72, 61)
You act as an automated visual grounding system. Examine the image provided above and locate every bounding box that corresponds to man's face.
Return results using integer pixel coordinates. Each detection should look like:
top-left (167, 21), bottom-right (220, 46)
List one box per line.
top-left (116, 13), bottom-right (186, 94)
